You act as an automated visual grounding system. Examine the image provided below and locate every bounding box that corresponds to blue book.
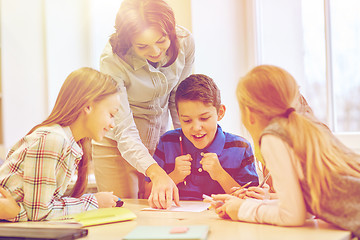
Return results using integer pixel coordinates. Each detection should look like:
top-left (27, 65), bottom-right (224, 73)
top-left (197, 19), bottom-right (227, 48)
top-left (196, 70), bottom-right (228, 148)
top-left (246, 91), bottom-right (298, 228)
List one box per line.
top-left (123, 225), bottom-right (209, 240)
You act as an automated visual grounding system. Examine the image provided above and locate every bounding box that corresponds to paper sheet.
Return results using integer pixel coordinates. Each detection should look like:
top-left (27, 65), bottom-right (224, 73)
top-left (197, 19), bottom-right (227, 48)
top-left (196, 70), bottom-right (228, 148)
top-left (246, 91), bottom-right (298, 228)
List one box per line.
top-left (142, 201), bottom-right (211, 212)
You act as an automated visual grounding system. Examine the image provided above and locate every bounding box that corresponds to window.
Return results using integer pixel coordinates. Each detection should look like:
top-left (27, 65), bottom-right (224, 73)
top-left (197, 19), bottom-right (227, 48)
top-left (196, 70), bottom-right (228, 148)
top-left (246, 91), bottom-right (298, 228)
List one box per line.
top-left (255, 0), bottom-right (360, 152)
top-left (302, 0), bottom-right (360, 132)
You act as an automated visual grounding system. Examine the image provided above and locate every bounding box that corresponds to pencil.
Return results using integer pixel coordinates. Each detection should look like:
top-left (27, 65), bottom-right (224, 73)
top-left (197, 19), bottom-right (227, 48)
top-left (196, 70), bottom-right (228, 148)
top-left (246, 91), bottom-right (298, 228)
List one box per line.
top-left (230, 181), bottom-right (252, 195)
top-left (179, 136), bottom-right (187, 186)
top-left (258, 172), bottom-right (271, 188)
top-left (179, 136), bottom-right (184, 155)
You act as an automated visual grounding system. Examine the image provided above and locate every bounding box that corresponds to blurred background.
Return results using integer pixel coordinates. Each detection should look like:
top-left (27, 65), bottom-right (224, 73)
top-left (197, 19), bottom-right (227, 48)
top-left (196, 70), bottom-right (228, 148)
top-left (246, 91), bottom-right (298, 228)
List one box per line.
top-left (0, 0), bottom-right (359, 161)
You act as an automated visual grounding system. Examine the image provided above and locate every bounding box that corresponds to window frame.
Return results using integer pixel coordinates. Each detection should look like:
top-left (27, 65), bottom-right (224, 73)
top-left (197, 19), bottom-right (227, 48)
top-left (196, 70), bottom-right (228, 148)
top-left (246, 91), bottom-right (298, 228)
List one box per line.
top-left (252, 0), bottom-right (360, 153)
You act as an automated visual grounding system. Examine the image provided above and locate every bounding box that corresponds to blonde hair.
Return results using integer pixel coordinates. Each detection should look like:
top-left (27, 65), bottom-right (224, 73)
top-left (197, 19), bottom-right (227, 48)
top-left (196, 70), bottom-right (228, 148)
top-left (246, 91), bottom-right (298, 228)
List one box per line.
top-left (236, 65), bottom-right (360, 213)
top-left (29, 67), bottom-right (120, 197)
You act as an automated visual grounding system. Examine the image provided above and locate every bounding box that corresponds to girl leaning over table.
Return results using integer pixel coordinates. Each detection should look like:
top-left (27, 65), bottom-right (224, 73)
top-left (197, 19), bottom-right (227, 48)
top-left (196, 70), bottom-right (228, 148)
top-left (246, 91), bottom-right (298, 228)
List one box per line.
top-left (0, 67), bottom-right (121, 221)
top-left (208, 65), bottom-right (360, 238)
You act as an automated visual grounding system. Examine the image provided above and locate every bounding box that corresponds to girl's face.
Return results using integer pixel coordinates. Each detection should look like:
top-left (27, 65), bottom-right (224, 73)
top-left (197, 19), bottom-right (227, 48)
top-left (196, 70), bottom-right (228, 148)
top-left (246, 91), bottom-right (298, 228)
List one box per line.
top-left (178, 100), bottom-right (225, 150)
top-left (131, 27), bottom-right (171, 64)
top-left (84, 94), bottom-right (121, 142)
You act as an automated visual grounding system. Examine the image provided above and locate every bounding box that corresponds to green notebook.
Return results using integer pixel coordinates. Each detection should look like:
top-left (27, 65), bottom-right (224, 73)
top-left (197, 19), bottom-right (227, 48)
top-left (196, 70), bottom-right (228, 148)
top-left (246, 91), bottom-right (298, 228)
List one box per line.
top-left (123, 225), bottom-right (209, 240)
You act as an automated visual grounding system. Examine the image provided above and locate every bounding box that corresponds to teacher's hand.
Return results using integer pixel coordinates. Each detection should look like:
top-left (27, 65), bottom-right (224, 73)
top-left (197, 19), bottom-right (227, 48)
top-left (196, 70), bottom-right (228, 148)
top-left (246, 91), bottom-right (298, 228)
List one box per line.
top-left (146, 164), bottom-right (180, 209)
top-left (0, 186), bottom-right (20, 219)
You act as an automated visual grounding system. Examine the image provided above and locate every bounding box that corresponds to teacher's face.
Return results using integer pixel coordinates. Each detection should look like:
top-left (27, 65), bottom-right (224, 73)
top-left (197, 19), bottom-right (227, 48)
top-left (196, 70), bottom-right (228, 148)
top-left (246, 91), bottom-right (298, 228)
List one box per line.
top-left (131, 27), bottom-right (171, 63)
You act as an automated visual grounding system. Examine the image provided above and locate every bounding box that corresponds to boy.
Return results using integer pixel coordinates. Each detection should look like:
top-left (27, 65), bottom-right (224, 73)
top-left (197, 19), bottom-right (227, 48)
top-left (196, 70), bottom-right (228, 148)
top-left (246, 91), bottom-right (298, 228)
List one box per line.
top-left (145, 74), bottom-right (258, 200)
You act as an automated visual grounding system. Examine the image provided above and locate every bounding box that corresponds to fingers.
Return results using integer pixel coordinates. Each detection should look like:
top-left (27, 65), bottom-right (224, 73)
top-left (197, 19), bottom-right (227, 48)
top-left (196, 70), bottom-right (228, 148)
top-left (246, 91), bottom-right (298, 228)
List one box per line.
top-left (148, 192), bottom-right (156, 208)
top-left (177, 154), bottom-right (192, 162)
top-left (245, 187), bottom-right (268, 200)
top-left (173, 185), bottom-right (180, 207)
top-left (151, 191), bottom-right (161, 209)
top-left (214, 203), bottom-right (228, 219)
top-left (0, 187), bottom-right (11, 198)
top-left (162, 187), bottom-right (171, 209)
top-left (230, 187), bottom-right (246, 197)
top-left (211, 194), bottom-right (232, 201)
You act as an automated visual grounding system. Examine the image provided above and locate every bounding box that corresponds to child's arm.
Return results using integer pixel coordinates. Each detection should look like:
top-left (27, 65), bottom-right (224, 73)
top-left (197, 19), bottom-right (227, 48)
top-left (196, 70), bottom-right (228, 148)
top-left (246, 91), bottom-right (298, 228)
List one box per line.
top-left (200, 153), bottom-right (240, 193)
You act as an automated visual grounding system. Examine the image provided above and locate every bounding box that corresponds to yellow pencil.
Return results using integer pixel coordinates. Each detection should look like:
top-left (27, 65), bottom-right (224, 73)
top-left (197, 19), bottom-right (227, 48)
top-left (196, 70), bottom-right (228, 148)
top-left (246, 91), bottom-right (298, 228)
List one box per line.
top-left (230, 181), bottom-right (252, 195)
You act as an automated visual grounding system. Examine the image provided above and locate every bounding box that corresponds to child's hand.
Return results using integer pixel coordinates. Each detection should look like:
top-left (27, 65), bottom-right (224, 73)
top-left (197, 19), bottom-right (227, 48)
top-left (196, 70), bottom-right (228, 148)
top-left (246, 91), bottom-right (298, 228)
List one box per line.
top-left (94, 192), bottom-right (118, 208)
top-left (172, 154), bottom-right (192, 183)
top-left (0, 187), bottom-right (20, 219)
top-left (215, 197), bottom-right (245, 220)
top-left (245, 184), bottom-right (270, 200)
top-left (200, 152), bottom-right (224, 180)
top-left (229, 186), bottom-right (247, 199)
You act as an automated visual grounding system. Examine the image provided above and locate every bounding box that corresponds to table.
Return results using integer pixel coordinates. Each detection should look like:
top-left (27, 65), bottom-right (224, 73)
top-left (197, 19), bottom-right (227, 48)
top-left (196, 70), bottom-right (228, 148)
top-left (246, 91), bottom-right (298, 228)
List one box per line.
top-left (84, 199), bottom-right (351, 240)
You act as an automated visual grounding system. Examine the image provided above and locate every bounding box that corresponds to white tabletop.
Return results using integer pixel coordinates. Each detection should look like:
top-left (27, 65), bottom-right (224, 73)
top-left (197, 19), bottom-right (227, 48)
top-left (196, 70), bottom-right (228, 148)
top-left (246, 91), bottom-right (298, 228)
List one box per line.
top-left (83, 199), bottom-right (351, 240)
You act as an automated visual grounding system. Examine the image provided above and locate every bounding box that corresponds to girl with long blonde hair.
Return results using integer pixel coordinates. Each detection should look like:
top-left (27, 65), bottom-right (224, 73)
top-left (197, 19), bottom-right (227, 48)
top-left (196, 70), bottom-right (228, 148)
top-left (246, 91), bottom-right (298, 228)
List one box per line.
top-left (209, 65), bottom-right (360, 237)
top-left (0, 67), bottom-right (121, 221)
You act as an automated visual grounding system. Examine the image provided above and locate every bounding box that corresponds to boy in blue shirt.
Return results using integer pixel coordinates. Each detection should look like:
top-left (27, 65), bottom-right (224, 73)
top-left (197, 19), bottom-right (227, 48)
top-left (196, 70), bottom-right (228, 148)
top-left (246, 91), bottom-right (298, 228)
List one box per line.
top-left (145, 74), bottom-right (258, 200)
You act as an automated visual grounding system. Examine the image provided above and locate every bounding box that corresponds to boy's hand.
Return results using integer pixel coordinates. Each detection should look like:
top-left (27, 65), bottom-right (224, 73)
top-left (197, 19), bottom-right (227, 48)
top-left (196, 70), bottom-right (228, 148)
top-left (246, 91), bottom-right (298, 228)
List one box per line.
top-left (171, 154), bottom-right (192, 184)
top-left (200, 152), bottom-right (224, 180)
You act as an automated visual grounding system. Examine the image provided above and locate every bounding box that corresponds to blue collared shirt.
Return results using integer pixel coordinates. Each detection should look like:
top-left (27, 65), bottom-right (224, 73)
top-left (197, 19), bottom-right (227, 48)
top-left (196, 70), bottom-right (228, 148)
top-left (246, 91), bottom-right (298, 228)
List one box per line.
top-left (146, 125), bottom-right (259, 200)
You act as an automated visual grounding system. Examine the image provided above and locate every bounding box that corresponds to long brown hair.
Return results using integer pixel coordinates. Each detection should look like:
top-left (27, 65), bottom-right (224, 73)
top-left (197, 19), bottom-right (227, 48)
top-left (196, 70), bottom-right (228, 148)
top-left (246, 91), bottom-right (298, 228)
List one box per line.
top-left (109, 0), bottom-right (180, 67)
top-left (237, 65), bottom-right (360, 213)
top-left (29, 67), bottom-right (120, 197)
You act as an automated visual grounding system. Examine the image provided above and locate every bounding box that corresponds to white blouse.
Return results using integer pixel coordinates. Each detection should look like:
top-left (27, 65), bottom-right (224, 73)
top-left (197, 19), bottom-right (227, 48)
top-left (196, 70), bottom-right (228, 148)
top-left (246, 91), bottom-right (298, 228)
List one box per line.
top-left (237, 135), bottom-right (307, 226)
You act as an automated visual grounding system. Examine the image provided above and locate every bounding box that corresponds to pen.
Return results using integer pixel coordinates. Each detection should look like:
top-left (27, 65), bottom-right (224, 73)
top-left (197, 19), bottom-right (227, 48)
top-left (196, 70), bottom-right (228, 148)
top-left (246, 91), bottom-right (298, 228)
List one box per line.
top-left (230, 181), bottom-right (252, 195)
top-left (179, 136), bottom-right (187, 186)
top-left (258, 172), bottom-right (271, 188)
top-left (116, 197), bottom-right (124, 207)
top-left (202, 194), bottom-right (214, 210)
top-left (202, 194), bottom-right (213, 200)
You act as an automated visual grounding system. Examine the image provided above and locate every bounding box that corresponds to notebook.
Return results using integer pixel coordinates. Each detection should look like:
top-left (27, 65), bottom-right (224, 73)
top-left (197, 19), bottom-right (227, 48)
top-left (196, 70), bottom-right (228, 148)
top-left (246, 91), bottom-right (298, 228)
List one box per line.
top-left (123, 225), bottom-right (209, 240)
top-left (0, 226), bottom-right (88, 240)
top-left (52, 207), bottom-right (137, 227)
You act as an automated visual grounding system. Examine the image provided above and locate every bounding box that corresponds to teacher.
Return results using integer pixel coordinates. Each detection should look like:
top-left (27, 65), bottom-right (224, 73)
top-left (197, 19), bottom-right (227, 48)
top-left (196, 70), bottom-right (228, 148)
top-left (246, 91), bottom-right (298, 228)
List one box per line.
top-left (93, 0), bottom-right (195, 209)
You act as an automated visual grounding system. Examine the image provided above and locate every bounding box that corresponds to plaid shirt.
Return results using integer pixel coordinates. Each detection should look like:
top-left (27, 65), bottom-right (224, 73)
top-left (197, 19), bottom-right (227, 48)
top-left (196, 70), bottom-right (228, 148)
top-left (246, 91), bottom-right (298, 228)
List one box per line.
top-left (0, 124), bottom-right (98, 221)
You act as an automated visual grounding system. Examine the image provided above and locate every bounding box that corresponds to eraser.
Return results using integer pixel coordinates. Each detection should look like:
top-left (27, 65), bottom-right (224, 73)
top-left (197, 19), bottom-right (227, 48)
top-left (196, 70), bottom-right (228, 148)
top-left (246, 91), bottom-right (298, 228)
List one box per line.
top-left (169, 226), bottom-right (189, 234)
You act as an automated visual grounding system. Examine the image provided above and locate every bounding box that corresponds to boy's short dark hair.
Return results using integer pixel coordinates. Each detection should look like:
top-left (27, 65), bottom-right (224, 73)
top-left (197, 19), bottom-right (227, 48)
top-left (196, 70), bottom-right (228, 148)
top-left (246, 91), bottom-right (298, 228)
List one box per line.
top-left (175, 74), bottom-right (221, 111)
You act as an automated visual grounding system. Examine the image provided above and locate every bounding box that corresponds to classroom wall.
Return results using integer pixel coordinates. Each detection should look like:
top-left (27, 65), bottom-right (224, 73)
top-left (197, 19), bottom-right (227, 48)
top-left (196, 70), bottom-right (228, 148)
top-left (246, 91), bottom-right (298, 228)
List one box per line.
top-left (191, 0), bottom-right (256, 139)
top-left (2, 1), bottom-right (356, 157)
top-left (1, 0), bottom-right (47, 152)
top-left (0, 0), bottom-right (194, 155)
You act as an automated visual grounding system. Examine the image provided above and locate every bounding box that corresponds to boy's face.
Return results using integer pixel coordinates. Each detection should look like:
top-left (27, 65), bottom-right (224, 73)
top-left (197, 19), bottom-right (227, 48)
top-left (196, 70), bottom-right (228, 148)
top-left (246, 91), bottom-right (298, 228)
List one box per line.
top-left (178, 100), bottom-right (225, 150)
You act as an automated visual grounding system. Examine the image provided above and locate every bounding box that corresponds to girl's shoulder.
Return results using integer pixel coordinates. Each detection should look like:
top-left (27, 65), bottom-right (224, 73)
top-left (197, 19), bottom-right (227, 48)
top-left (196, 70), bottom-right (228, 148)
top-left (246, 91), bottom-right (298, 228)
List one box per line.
top-left (7, 125), bottom-right (72, 160)
top-left (27, 125), bottom-right (77, 151)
